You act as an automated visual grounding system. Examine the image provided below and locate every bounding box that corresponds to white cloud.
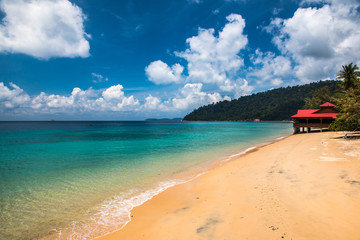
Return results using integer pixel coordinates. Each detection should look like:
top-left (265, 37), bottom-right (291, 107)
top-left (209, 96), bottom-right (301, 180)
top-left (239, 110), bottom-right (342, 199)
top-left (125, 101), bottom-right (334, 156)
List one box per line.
top-left (142, 13), bottom-right (252, 114)
top-left (143, 95), bottom-right (162, 110)
top-left (142, 83), bottom-right (227, 112)
top-left (31, 87), bottom-right (98, 111)
top-left (99, 85), bottom-right (140, 110)
top-left (116, 96), bottom-right (139, 110)
top-left (0, 82), bottom-right (140, 114)
top-left (249, 49), bottom-right (292, 87)
top-left (145, 60), bottom-right (184, 85)
top-left (145, 14), bottom-right (249, 98)
top-left (267, 1), bottom-right (360, 82)
top-left (171, 83), bottom-right (223, 111)
top-left (102, 85), bottom-right (125, 100)
top-left (143, 13), bottom-right (254, 113)
top-left (176, 13), bottom-right (248, 91)
top-left (271, 78), bottom-right (284, 86)
top-left (92, 73), bottom-right (109, 83)
top-left (0, 0), bottom-right (90, 59)
top-left (232, 79), bottom-right (253, 98)
top-left (0, 81), bottom-right (229, 117)
top-left (0, 82), bottom-right (30, 109)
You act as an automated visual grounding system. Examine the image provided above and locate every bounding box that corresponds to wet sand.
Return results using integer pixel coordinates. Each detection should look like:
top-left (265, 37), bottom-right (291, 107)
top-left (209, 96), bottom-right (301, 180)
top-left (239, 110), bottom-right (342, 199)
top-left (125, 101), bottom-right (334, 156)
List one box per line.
top-left (96, 132), bottom-right (360, 240)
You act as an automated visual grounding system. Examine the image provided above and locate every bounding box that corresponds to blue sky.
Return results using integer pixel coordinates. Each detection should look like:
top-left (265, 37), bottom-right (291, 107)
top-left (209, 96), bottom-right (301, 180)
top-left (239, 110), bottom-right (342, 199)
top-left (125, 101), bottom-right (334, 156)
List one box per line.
top-left (0, 0), bottom-right (359, 120)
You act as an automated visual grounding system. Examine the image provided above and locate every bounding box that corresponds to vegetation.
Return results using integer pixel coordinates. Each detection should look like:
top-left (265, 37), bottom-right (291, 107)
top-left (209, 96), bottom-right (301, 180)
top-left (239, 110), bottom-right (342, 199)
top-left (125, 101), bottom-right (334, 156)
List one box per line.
top-left (303, 86), bottom-right (336, 109)
top-left (183, 80), bottom-right (338, 121)
top-left (329, 63), bottom-right (360, 131)
top-left (336, 63), bottom-right (360, 90)
top-left (184, 63), bottom-right (360, 131)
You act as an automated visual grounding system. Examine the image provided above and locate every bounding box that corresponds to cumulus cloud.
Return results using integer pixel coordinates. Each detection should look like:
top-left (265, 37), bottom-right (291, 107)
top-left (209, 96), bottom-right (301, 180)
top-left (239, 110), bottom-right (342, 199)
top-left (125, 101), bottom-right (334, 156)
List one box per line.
top-left (0, 82), bottom-right (30, 109)
top-left (32, 87), bottom-right (99, 111)
top-left (176, 14), bottom-right (247, 90)
top-left (142, 14), bottom-right (252, 113)
top-left (145, 14), bottom-right (250, 99)
top-left (171, 83), bottom-right (223, 110)
top-left (0, 81), bottom-right (227, 117)
top-left (142, 83), bottom-right (225, 112)
top-left (141, 13), bottom-right (253, 115)
top-left (232, 79), bottom-right (254, 98)
top-left (102, 85), bottom-right (125, 100)
top-left (0, 82), bottom-right (139, 115)
top-left (145, 60), bottom-right (184, 85)
top-left (266, 0), bottom-right (360, 82)
top-left (0, 0), bottom-right (90, 59)
top-left (249, 49), bottom-right (292, 87)
top-left (143, 95), bottom-right (163, 110)
top-left (272, 78), bottom-right (284, 86)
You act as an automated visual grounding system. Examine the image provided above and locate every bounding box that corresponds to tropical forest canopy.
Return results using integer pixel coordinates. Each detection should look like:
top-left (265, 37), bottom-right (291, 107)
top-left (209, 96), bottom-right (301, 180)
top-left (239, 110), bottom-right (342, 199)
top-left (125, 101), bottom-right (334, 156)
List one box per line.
top-left (183, 80), bottom-right (339, 121)
top-left (184, 63), bottom-right (360, 131)
top-left (328, 63), bottom-right (360, 131)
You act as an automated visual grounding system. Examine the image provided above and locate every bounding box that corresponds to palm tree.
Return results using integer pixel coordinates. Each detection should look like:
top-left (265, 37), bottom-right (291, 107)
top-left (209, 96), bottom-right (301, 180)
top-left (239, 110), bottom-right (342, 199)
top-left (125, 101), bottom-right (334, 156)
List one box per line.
top-left (336, 63), bottom-right (360, 90)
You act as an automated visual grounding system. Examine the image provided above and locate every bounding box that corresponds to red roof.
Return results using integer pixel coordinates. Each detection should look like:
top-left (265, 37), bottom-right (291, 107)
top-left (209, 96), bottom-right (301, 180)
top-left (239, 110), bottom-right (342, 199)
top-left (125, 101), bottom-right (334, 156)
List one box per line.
top-left (291, 109), bottom-right (338, 119)
top-left (292, 102), bottom-right (338, 119)
top-left (291, 109), bottom-right (317, 118)
top-left (320, 102), bottom-right (336, 107)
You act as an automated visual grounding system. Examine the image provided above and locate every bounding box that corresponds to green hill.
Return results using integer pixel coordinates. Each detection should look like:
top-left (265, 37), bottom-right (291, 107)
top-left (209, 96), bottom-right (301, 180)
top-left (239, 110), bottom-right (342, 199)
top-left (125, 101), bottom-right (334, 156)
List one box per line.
top-left (183, 80), bottom-right (338, 121)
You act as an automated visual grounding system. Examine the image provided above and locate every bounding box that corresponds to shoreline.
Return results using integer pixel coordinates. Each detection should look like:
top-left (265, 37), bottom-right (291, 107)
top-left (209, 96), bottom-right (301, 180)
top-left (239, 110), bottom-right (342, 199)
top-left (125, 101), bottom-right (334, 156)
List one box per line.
top-left (95, 131), bottom-right (360, 240)
top-left (41, 129), bottom-right (292, 240)
top-left (89, 133), bottom-right (292, 239)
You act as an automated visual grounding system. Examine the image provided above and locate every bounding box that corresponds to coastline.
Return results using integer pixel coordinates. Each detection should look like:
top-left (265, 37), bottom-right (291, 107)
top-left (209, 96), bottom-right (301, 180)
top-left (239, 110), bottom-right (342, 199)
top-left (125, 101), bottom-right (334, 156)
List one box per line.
top-left (88, 133), bottom-right (292, 240)
top-left (95, 131), bottom-right (360, 240)
top-left (38, 124), bottom-right (292, 240)
top-left (1, 121), bottom-right (291, 240)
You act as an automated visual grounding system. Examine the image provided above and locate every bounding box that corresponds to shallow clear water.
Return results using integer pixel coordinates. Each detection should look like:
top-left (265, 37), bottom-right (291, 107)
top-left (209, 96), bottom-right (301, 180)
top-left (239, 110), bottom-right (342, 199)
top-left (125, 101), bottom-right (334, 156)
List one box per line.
top-left (0, 121), bottom-right (292, 239)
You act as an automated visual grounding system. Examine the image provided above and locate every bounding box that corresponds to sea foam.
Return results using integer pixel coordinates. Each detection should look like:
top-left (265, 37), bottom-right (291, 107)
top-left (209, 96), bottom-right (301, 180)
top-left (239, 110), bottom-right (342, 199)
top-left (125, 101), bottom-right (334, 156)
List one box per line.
top-left (1, 121), bottom-right (292, 240)
top-left (54, 173), bottom-right (209, 240)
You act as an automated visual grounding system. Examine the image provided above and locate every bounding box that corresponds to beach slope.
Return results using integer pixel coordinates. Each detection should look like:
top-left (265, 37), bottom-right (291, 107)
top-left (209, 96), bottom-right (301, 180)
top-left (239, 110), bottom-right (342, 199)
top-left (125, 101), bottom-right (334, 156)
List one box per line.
top-left (97, 132), bottom-right (360, 240)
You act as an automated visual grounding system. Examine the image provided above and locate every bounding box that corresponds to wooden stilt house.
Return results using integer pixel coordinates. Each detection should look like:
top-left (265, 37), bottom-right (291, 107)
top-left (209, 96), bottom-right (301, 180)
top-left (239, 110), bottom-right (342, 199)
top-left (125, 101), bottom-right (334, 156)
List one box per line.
top-left (292, 102), bottom-right (338, 134)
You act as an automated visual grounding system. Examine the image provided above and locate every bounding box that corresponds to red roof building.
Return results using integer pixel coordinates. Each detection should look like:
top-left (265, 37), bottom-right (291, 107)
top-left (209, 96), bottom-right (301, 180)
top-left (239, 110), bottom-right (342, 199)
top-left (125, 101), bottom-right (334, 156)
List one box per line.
top-left (292, 102), bottom-right (339, 133)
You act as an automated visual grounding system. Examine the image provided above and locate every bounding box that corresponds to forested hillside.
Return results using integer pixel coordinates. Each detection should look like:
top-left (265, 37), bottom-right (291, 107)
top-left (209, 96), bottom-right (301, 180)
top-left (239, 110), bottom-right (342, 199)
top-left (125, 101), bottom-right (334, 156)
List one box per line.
top-left (183, 80), bottom-right (338, 121)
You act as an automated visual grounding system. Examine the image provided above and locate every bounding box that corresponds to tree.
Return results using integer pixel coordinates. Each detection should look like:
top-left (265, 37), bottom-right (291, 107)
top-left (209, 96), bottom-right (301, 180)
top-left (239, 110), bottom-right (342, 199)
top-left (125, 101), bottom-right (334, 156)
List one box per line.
top-left (183, 80), bottom-right (338, 121)
top-left (303, 86), bottom-right (333, 109)
top-left (336, 63), bottom-right (360, 90)
top-left (329, 63), bottom-right (360, 131)
top-left (329, 87), bottom-right (360, 131)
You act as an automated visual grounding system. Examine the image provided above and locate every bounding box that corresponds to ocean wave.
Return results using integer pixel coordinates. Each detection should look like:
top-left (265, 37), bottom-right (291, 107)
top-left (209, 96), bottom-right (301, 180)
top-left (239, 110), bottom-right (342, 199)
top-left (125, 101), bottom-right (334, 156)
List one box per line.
top-left (51, 173), bottom-right (209, 240)
top-left (221, 146), bottom-right (258, 163)
top-left (48, 135), bottom-right (290, 240)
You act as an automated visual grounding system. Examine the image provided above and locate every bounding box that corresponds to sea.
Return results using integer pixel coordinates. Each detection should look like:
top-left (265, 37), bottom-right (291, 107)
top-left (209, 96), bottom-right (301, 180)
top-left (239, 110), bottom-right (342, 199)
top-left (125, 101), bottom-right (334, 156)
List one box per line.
top-left (0, 121), bottom-right (292, 239)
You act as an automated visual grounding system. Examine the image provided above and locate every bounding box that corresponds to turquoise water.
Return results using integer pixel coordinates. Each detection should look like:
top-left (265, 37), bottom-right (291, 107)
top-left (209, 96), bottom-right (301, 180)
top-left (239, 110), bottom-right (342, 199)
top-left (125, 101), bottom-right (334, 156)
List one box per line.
top-left (0, 121), bottom-right (292, 239)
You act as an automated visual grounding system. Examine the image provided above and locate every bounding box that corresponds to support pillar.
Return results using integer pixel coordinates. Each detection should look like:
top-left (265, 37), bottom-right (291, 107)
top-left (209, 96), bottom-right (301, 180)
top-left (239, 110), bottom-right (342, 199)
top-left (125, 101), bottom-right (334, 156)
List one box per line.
top-left (293, 127), bottom-right (299, 134)
top-left (306, 119), bottom-right (309, 133)
top-left (320, 118), bottom-right (323, 132)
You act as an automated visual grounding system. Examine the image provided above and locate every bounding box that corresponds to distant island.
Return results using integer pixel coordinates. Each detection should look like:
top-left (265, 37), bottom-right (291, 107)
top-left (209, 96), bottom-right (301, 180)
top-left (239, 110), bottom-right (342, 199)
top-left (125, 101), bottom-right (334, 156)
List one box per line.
top-left (145, 118), bottom-right (183, 122)
top-left (183, 80), bottom-right (338, 121)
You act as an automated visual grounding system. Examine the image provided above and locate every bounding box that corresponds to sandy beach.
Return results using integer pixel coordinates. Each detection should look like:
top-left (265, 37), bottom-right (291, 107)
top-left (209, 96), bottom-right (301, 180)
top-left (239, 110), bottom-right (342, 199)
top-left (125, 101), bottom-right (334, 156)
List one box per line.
top-left (96, 131), bottom-right (360, 240)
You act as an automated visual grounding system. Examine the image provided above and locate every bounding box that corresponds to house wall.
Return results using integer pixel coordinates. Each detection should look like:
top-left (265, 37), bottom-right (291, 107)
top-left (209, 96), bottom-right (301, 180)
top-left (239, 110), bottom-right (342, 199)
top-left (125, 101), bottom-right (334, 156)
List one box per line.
top-left (316, 107), bottom-right (338, 113)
